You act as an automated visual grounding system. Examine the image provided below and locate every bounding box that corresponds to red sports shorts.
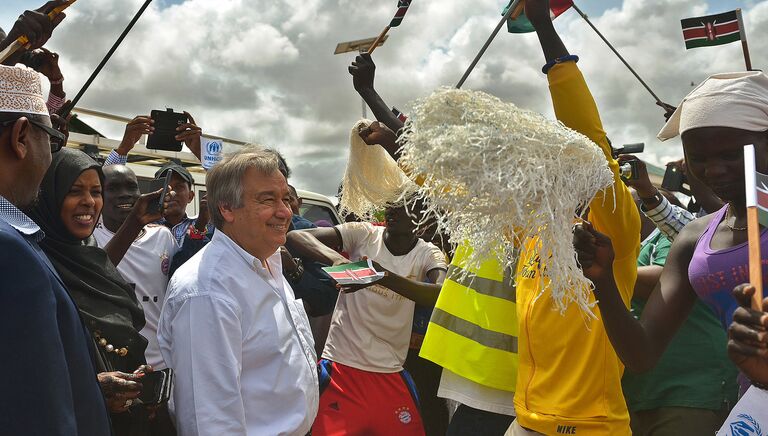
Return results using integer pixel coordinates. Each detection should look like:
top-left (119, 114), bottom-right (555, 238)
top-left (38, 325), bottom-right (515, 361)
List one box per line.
top-left (313, 359), bottom-right (424, 436)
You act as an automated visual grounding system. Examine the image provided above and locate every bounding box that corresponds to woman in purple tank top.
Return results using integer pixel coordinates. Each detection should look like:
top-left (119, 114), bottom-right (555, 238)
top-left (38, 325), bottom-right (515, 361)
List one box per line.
top-left (573, 71), bottom-right (768, 393)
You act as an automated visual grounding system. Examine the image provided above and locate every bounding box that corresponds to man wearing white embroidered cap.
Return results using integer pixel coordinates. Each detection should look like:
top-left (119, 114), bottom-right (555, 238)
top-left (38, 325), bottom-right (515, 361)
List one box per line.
top-left (0, 63), bottom-right (111, 435)
top-left (574, 70), bottom-right (768, 409)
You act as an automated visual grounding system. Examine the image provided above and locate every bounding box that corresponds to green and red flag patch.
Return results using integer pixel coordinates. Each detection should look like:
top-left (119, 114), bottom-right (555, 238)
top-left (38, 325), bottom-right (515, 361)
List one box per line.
top-left (504, 0), bottom-right (573, 34)
top-left (389, 0), bottom-right (412, 28)
top-left (322, 260), bottom-right (385, 286)
top-left (755, 171), bottom-right (768, 227)
top-left (681, 10), bottom-right (742, 50)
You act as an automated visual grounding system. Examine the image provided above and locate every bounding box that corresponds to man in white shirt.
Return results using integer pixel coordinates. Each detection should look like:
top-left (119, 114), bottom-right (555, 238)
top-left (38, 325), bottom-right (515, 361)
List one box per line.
top-left (94, 164), bottom-right (179, 369)
top-left (158, 147), bottom-right (318, 436)
top-left (286, 203), bottom-right (447, 436)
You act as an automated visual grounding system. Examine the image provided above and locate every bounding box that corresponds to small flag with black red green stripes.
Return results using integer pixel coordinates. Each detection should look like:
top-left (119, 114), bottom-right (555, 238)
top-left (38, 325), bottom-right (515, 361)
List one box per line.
top-left (390, 0), bottom-right (412, 28)
top-left (391, 106), bottom-right (408, 123)
top-left (681, 10), bottom-right (742, 50)
top-left (745, 144), bottom-right (768, 227)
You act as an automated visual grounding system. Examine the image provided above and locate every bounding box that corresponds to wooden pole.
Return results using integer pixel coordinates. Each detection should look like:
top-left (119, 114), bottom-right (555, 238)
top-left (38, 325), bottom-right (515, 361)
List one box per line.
top-left (0, 0), bottom-right (77, 64)
top-left (367, 26), bottom-right (390, 55)
top-left (572, 3), bottom-right (663, 104)
top-left (736, 9), bottom-right (752, 71)
top-left (62, 0), bottom-right (153, 117)
top-left (744, 144), bottom-right (764, 310)
top-left (747, 207), bottom-right (763, 309)
top-left (455, 0), bottom-right (523, 89)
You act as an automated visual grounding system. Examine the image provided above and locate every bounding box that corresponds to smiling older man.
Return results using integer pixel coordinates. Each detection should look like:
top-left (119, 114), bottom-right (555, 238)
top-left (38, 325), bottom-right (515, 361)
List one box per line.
top-left (158, 147), bottom-right (318, 436)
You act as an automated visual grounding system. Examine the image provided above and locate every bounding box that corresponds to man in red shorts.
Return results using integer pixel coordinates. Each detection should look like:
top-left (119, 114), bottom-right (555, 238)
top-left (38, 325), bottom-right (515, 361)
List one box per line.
top-left (286, 203), bottom-right (447, 435)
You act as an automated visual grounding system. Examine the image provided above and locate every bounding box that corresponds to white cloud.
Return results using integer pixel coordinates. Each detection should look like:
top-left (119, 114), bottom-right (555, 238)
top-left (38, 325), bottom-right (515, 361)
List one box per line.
top-left (15, 0), bottom-right (767, 194)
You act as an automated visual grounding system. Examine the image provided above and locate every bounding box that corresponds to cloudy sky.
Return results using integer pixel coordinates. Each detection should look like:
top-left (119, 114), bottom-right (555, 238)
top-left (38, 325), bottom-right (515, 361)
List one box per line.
top-left (0, 0), bottom-right (764, 194)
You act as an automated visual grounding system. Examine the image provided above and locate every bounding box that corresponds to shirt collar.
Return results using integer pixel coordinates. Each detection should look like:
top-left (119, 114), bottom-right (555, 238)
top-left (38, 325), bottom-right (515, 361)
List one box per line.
top-left (0, 196), bottom-right (44, 242)
top-left (212, 230), bottom-right (281, 273)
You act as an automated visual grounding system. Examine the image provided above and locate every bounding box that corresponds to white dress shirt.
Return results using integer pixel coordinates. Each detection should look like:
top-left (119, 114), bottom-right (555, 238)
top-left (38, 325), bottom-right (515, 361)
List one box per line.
top-left (158, 230), bottom-right (318, 436)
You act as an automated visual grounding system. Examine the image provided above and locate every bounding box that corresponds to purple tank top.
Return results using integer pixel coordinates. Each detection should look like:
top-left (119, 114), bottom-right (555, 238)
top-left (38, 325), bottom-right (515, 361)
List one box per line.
top-left (689, 205), bottom-right (768, 330)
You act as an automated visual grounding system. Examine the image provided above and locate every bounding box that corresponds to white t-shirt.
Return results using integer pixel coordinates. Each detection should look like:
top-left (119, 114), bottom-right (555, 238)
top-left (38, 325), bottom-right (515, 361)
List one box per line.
top-left (94, 223), bottom-right (178, 369)
top-left (322, 222), bottom-right (447, 373)
top-left (438, 369), bottom-right (516, 416)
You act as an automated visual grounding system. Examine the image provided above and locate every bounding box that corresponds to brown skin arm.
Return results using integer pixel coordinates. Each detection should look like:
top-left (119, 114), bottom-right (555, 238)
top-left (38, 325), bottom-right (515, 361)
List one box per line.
top-left (341, 265), bottom-right (446, 307)
top-left (104, 189), bottom-right (173, 266)
top-left (349, 53), bottom-right (405, 134)
top-left (633, 265), bottom-right (664, 300)
top-left (575, 219), bottom-right (707, 372)
top-left (285, 228), bottom-right (348, 266)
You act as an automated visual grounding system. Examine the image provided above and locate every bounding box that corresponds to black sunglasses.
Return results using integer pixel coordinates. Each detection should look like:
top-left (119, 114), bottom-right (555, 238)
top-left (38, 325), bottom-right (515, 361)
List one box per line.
top-left (0, 116), bottom-right (67, 153)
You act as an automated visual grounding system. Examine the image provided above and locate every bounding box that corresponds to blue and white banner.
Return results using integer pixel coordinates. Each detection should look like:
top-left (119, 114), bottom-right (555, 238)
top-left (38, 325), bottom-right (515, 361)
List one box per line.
top-left (718, 386), bottom-right (768, 436)
top-left (201, 136), bottom-right (224, 170)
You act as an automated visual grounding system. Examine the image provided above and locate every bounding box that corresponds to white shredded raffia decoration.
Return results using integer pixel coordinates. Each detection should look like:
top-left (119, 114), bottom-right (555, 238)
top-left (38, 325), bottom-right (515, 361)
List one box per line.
top-left (398, 87), bottom-right (614, 316)
top-left (340, 119), bottom-right (417, 220)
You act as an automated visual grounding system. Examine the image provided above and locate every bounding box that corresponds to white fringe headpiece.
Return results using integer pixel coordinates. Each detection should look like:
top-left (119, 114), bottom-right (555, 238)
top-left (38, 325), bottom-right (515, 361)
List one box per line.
top-left (398, 87), bottom-right (614, 316)
top-left (340, 119), bottom-right (418, 220)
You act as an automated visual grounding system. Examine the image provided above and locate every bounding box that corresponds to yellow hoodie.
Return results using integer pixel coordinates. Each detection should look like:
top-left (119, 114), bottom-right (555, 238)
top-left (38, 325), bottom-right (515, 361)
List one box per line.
top-left (513, 62), bottom-right (640, 435)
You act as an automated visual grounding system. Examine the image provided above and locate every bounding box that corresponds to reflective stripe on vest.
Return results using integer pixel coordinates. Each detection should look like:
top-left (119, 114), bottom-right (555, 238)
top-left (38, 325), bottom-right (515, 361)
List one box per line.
top-left (419, 244), bottom-right (519, 391)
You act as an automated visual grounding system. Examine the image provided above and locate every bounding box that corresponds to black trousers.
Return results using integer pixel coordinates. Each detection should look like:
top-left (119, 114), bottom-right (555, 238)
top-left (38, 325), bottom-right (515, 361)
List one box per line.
top-left (447, 404), bottom-right (515, 436)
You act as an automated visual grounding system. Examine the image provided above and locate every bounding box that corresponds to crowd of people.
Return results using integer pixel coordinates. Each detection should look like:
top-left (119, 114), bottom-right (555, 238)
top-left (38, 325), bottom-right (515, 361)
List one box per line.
top-left (1, 0), bottom-right (768, 435)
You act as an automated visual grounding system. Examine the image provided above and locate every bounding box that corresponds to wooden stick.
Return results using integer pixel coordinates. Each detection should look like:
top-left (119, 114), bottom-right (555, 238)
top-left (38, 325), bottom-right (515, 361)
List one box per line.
top-left (736, 9), bottom-right (752, 71)
top-left (62, 0), bottom-right (153, 117)
top-left (367, 26), bottom-right (390, 55)
top-left (747, 207), bottom-right (763, 309)
top-left (456, 0), bottom-right (522, 89)
top-left (0, 0), bottom-right (77, 64)
top-left (571, 3), bottom-right (664, 105)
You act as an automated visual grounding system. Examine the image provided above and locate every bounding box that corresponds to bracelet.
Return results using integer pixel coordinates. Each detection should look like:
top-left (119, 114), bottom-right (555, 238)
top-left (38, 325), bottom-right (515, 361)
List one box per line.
top-left (542, 54), bottom-right (579, 74)
top-left (284, 258), bottom-right (304, 283)
top-left (49, 77), bottom-right (64, 85)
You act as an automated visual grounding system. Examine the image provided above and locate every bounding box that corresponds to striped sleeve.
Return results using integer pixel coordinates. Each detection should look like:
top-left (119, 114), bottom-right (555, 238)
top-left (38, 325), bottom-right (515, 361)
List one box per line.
top-left (103, 150), bottom-right (128, 167)
top-left (642, 196), bottom-right (695, 241)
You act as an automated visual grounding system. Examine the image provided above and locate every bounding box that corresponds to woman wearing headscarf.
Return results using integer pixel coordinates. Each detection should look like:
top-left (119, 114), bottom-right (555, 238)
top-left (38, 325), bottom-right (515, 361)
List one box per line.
top-left (29, 148), bottom-right (174, 435)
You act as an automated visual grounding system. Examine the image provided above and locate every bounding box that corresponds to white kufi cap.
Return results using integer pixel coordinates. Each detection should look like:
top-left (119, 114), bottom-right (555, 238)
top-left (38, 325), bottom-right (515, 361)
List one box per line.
top-left (658, 71), bottom-right (768, 141)
top-left (0, 64), bottom-right (48, 116)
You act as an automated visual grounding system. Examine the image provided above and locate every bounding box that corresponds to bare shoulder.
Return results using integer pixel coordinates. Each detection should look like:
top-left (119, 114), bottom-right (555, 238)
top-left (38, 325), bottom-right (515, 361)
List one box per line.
top-left (668, 213), bottom-right (716, 258)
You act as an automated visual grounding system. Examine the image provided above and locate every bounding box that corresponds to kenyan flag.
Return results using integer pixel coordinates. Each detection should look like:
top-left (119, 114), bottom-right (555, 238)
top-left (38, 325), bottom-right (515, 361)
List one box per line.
top-left (755, 171), bottom-right (768, 227)
top-left (504, 0), bottom-right (573, 34)
top-left (389, 0), bottom-right (412, 28)
top-left (681, 10), bottom-right (742, 50)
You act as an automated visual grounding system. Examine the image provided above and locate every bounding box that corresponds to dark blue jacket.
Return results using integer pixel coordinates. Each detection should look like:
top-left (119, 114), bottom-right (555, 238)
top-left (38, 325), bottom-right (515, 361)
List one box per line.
top-left (0, 219), bottom-right (111, 435)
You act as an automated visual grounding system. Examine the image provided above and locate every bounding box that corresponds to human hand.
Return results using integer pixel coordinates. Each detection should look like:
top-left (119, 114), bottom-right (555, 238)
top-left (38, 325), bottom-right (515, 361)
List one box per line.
top-left (358, 121), bottom-right (397, 148)
top-left (3, 1), bottom-right (68, 52)
top-left (176, 112), bottom-right (202, 158)
top-left (195, 195), bottom-right (210, 230)
top-left (525, 0), bottom-right (553, 29)
top-left (656, 101), bottom-right (677, 122)
top-left (118, 116), bottom-right (154, 155)
top-left (728, 284), bottom-right (768, 385)
top-left (34, 47), bottom-right (62, 82)
top-left (617, 155), bottom-right (655, 198)
top-left (128, 187), bottom-right (176, 226)
top-left (50, 105), bottom-right (71, 149)
top-left (573, 221), bottom-right (615, 287)
top-left (349, 53), bottom-right (376, 92)
top-left (98, 371), bottom-right (143, 413)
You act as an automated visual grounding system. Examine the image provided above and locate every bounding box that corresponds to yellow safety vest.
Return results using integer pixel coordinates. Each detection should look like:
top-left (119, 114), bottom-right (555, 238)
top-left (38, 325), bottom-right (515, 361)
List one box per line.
top-left (419, 242), bottom-right (519, 391)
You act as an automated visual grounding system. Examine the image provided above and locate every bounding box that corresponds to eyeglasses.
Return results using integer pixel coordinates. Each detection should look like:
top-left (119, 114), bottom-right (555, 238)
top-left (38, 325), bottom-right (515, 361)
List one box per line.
top-left (0, 116), bottom-right (67, 153)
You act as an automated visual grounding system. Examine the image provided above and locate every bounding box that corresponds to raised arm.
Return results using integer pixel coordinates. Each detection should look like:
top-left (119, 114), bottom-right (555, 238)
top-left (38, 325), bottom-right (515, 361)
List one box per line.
top-left (349, 53), bottom-right (404, 134)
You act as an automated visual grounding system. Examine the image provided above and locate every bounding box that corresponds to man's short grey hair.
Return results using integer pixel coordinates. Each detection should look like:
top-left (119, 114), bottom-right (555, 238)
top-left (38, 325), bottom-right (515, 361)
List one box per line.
top-left (206, 146), bottom-right (281, 229)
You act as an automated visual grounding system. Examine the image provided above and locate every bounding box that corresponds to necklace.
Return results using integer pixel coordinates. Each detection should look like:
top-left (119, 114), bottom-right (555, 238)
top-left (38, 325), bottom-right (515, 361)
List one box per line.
top-left (725, 204), bottom-right (747, 231)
